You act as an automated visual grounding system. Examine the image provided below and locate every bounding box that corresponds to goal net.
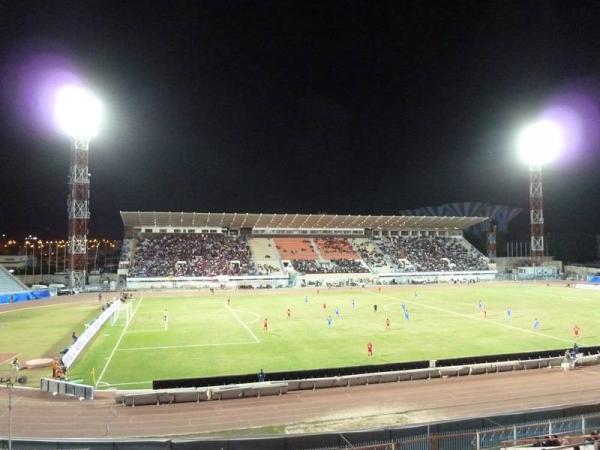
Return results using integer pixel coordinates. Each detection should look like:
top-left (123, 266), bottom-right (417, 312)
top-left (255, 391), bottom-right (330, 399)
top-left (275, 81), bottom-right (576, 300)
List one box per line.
top-left (109, 301), bottom-right (133, 327)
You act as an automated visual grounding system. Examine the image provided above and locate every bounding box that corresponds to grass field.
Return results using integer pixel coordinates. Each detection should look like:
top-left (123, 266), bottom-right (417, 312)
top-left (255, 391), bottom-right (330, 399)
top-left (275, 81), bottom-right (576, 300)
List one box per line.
top-left (3, 283), bottom-right (600, 390)
top-left (71, 283), bottom-right (600, 389)
top-left (0, 300), bottom-right (103, 383)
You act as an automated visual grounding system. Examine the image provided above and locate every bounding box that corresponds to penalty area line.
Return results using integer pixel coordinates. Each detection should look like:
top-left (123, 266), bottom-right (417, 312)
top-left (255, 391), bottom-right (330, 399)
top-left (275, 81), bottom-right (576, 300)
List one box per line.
top-left (117, 341), bottom-right (257, 352)
top-left (95, 294), bottom-right (144, 388)
top-left (224, 303), bottom-right (260, 343)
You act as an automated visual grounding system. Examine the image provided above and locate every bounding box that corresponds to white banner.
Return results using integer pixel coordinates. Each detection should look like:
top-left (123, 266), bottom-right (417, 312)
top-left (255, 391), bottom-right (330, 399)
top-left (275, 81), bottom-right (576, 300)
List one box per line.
top-left (63, 300), bottom-right (122, 368)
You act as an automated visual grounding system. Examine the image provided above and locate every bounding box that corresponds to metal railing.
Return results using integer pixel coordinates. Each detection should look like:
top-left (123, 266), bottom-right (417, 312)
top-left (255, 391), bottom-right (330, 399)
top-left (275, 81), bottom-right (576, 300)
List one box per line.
top-left (306, 412), bottom-right (600, 450)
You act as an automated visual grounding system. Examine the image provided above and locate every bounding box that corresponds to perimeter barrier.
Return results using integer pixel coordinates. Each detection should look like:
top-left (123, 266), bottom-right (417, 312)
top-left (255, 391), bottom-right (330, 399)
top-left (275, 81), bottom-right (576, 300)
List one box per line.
top-left (62, 299), bottom-right (122, 368)
top-left (40, 377), bottom-right (94, 400)
top-left (153, 345), bottom-right (600, 390)
top-left (117, 353), bottom-right (599, 407)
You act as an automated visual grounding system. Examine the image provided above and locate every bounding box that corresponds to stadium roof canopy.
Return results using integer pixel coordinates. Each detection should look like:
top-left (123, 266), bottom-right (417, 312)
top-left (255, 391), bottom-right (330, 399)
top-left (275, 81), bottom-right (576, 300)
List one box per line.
top-left (121, 211), bottom-right (487, 231)
top-left (400, 202), bottom-right (522, 232)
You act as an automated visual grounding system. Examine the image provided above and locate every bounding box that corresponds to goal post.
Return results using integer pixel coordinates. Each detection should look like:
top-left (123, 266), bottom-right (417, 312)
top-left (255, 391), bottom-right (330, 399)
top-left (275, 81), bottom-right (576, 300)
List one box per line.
top-left (109, 300), bottom-right (133, 327)
top-left (123, 301), bottom-right (133, 326)
top-left (109, 304), bottom-right (120, 326)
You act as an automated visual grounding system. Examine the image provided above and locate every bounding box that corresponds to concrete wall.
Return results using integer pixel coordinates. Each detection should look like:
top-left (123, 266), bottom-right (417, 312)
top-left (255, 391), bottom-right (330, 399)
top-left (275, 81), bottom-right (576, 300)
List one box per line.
top-left (565, 265), bottom-right (600, 280)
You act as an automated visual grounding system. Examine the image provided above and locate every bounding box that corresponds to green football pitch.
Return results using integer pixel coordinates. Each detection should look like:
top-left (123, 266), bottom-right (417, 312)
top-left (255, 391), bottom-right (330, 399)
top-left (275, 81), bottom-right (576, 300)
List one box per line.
top-left (2, 283), bottom-right (600, 390)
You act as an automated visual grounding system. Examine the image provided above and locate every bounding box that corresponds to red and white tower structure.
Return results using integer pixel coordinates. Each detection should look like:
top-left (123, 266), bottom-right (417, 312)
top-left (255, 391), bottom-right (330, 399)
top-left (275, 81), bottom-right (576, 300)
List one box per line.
top-left (517, 119), bottom-right (562, 269)
top-left (528, 164), bottom-right (544, 266)
top-left (54, 85), bottom-right (103, 291)
top-left (67, 136), bottom-right (91, 291)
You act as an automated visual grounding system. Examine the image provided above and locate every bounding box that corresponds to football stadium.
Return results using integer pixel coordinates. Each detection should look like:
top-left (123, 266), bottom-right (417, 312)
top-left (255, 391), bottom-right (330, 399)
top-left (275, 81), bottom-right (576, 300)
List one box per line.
top-left (3, 210), bottom-right (600, 449)
top-left (4, 3), bottom-right (600, 450)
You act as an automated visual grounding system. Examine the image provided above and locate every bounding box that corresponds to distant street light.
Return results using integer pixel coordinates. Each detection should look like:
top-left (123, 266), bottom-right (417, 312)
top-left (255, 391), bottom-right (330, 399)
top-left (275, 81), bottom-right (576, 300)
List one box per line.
top-left (54, 85), bottom-right (103, 291)
top-left (517, 119), bottom-right (563, 268)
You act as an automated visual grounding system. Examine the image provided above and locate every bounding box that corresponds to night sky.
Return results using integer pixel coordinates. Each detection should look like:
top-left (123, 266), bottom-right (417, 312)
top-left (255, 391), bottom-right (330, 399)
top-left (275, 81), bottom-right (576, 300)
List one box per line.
top-left (1, 1), bottom-right (600, 238)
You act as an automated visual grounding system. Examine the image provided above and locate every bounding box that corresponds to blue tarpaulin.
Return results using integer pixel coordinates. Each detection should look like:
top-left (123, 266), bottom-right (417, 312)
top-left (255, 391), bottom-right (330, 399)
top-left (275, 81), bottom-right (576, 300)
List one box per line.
top-left (0, 289), bottom-right (51, 304)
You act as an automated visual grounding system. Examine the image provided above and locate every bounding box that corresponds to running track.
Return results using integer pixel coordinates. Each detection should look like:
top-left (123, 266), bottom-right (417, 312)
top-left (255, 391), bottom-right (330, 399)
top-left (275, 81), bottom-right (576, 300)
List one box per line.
top-left (1, 365), bottom-right (600, 438)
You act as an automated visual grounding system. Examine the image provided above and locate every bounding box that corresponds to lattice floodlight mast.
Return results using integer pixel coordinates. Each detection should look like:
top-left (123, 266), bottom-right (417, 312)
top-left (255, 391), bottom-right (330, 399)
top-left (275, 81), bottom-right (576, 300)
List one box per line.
top-left (517, 120), bottom-right (562, 268)
top-left (487, 224), bottom-right (497, 259)
top-left (54, 85), bottom-right (103, 292)
top-left (529, 164), bottom-right (544, 266)
top-left (68, 136), bottom-right (90, 291)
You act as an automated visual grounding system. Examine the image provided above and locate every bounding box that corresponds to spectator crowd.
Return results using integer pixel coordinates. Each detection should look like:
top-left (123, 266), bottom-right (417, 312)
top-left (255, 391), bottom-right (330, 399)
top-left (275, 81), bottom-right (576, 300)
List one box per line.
top-left (291, 258), bottom-right (369, 274)
top-left (129, 234), bottom-right (256, 277)
top-left (378, 237), bottom-right (488, 272)
top-left (127, 234), bottom-right (488, 278)
top-left (353, 240), bottom-right (390, 271)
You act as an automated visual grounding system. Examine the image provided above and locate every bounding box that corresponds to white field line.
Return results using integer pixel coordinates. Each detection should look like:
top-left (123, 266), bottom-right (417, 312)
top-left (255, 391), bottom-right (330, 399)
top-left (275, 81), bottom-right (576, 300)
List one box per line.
top-left (373, 291), bottom-right (573, 345)
top-left (117, 341), bottom-right (257, 352)
top-left (224, 303), bottom-right (260, 343)
top-left (95, 294), bottom-right (144, 387)
top-left (0, 303), bottom-right (68, 315)
top-left (103, 380), bottom-right (153, 387)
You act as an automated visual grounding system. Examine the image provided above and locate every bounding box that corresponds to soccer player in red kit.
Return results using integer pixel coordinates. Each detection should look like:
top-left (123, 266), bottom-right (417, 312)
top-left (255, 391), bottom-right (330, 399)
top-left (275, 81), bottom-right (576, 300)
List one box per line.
top-left (322, 302), bottom-right (327, 310)
top-left (386, 317), bottom-right (391, 331)
top-left (263, 318), bottom-right (268, 331)
top-left (574, 324), bottom-right (581, 339)
top-left (367, 342), bottom-right (373, 357)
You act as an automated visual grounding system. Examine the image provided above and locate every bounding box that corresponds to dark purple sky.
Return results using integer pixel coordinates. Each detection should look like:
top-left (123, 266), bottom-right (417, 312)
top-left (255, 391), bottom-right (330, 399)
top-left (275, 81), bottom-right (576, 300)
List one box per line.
top-left (1, 1), bottom-right (600, 238)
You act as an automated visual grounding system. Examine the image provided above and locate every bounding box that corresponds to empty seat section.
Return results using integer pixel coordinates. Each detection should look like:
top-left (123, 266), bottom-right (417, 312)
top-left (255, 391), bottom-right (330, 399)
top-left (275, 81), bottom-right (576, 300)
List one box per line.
top-left (273, 238), bottom-right (317, 260)
top-left (248, 238), bottom-right (283, 274)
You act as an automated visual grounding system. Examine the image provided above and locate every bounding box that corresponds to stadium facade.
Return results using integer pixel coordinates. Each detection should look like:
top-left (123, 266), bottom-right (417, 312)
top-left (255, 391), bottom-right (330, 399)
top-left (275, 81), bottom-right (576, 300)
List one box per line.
top-left (119, 211), bottom-right (496, 289)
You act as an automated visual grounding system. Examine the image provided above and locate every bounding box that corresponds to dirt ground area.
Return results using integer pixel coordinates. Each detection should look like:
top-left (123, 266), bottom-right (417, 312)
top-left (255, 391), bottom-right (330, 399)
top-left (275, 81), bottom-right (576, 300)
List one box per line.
top-left (1, 364), bottom-right (600, 439)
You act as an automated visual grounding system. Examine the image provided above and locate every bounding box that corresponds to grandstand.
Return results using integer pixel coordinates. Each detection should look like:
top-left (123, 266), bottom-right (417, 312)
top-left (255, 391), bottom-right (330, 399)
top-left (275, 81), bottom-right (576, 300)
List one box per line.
top-left (119, 211), bottom-right (494, 288)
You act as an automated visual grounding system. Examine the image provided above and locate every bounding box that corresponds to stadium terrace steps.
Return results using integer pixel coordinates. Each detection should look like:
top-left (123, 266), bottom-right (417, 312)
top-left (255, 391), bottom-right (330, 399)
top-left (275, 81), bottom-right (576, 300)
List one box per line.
top-left (311, 238), bottom-right (327, 262)
top-left (372, 238), bottom-right (402, 271)
top-left (248, 238), bottom-right (284, 274)
top-left (456, 236), bottom-right (490, 265)
top-left (119, 238), bottom-right (137, 264)
top-left (0, 262), bottom-right (29, 293)
top-left (351, 238), bottom-right (397, 273)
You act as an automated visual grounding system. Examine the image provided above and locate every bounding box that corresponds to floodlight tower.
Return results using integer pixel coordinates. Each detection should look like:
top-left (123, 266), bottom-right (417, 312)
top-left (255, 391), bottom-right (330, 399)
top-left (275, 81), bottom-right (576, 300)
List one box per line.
top-left (517, 120), bottom-right (562, 267)
top-left (54, 86), bottom-right (103, 291)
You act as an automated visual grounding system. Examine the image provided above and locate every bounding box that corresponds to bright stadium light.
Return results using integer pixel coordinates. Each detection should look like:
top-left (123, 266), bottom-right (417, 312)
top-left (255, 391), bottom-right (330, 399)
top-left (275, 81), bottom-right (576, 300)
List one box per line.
top-left (53, 84), bottom-right (103, 292)
top-left (54, 85), bottom-right (103, 139)
top-left (517, 119), bottom-right (563, 167)
top-left (516, 118), bottom-right (563, 269)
